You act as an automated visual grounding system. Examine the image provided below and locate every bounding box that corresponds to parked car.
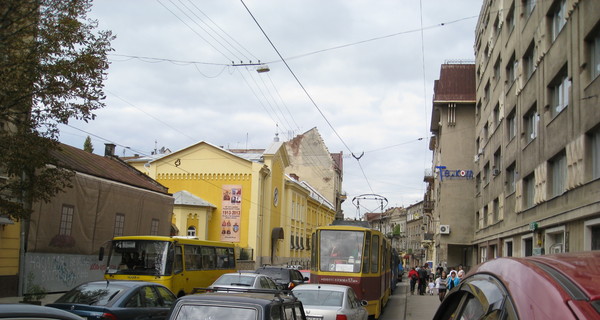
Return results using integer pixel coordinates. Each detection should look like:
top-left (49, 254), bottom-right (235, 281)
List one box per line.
top-left (433, 251), bottom-right (600, 320)
top-left (208, 272), bottom-right (278, 291)
top-left (292, 284), bottom-right (368, 320)
top-left (167, 288), bottom-right (307, 320)
top-left (46, 280), bottom-right (176, 320)
top-left (299, 270), bottom-right (311, 284)
top-left (255, 266), bottom-right (308, 290)
top-left (0, 304), bottom-right (84, 320)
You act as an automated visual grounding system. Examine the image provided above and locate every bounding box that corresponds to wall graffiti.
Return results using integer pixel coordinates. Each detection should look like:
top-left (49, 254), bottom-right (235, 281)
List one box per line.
top-left (25, 253), bottom-right (105, 292)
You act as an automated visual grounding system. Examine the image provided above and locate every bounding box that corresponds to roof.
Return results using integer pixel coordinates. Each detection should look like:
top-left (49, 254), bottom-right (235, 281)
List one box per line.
top-left (173, 190), bottom-right (216, 208)
top-left (52, 144), bottom-right (170, 194)
top-left (0, 304), bottom-right (85, 320)
top-left (432, 64), bottom-right (476, 102)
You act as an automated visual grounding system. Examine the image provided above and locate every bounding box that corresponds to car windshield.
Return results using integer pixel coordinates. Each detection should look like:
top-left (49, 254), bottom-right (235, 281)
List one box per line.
top-left (106, 240), bottom-right (170, 276)
top-left (213, 274), bottom-right (255, 286)
top-left (56, 283), bottom-right (122, 306)
top-left (294, 290), bottom-right (344, 307)
top-left (175, 305), bottom-right (256, 320)
top-left (319, 230), bottom-right (365, 273)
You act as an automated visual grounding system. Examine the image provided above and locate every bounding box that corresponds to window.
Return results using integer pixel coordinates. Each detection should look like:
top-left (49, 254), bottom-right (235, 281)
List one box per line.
top-left (493, 198), bottom-right (500, 222)
top-left (484, 81), bottom-right (491, 103)
top-left (494, 148), bottom-right (502, 173)
top-left (114, 213), bottom-right (125, 237)
top-left (592, 129), bottom-right (600, 179)
top-left (476, 173), bottom-right (481, 194)
top-left (484, 162), bottom-right (490, 185)
top-left (590, 28), bottom-right (600, 80)
top-left (524, 173), bottom-right (535, 209)
top-left (483, 123), bottom-right (489, 143)
top-left (551, 0), bottom-right (567, 41)
top-left (506, 54), bottom-right (516, 87)
top-left (507, 109), bottom-right (516, 140)
top-left (504, 239), bottom-right (513, 257)
top-left (523, 237), bottom-right (533, 256)
top-left (550, 151), bottom-right (567, 197)
top-left (476, 211), bottom-right (480, 230)
top-left (523, 0), bottom-right (536, 18)
top-left (493, 57), bottom-right (501, 81)
top-left (549, 69), bottom-right (570, 117)
top-left (506, 163), bottom-right (517, 194)
top-left (150, 219), bottom-right (159, 235)
top-left (59, 205), bottom-right (74, 236)
top-left (187, 226), bottom-right (196, 237)
top-left (483, 206), bottom-right (488, 228)
top-left (506, 5), bottom-right (515, 34)
top-left (524, 104), bottom-right (539, 143)
top-left (493, 103), bottom-right (500, 127)
top-left (523, 42), bottom-right (536, 80)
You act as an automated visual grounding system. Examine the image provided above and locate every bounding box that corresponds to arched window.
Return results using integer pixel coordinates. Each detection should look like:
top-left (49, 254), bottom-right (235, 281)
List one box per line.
top-left (187, 226), bottom-right (196, 237)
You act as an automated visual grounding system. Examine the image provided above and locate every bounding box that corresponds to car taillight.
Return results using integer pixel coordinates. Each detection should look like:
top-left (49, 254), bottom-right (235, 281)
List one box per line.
top-left (101, 312), bottom-right (118, 320)
top-left (288, 282), bottom-right (295, 290)
top-left (335, 315), bottom-right (348, 320)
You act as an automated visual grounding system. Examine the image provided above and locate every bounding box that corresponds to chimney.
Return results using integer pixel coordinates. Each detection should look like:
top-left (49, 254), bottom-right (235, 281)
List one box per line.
top-left (104, 143), bottom-right (116, 157)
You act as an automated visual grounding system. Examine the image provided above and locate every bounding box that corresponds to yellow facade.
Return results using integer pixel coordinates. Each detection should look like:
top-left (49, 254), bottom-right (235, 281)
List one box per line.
top-left (0, 222), bottom-right (20, 275)
top-left (133, 140), bottom-right (336, 268)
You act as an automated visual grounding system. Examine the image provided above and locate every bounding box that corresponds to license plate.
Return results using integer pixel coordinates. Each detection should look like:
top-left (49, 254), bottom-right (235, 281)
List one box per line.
top-left (306, 317), bottom-right (321, 320)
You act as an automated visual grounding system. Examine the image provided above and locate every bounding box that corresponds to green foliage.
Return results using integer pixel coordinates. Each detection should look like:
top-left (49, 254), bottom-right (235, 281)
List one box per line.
top-left (83, 135), bottom-right (94, 153)
top-left (0, 0), bottom-right (114, 220)
top-left (23, 272), bottom-right (47, 302)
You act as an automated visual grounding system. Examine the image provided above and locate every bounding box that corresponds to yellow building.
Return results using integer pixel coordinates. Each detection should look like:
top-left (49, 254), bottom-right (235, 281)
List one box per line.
top-left (0, 219), bottom-right (19, 297)
top-left (130, 139), bottom-right (336, 268)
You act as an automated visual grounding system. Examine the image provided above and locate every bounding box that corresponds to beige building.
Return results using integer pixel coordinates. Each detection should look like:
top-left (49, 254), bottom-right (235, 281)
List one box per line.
top-left (471, 0), bottom-right (600, 263)
top-left (429, 63), bottom-right (477, 269)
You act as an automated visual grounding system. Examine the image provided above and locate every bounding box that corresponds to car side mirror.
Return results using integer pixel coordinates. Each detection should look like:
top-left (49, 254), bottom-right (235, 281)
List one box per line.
top-left (303, 277), bottom-right (309, 281)
top-left (360, 300), bottom-right (368, 307)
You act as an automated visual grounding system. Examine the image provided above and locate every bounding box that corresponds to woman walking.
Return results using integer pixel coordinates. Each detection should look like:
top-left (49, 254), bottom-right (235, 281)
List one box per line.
top-left (435, 271), bottom-right (448, 301)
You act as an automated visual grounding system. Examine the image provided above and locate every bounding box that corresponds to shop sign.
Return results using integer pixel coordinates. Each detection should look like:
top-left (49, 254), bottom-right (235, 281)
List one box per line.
top-left (435, 166), bottom-right (474, 181)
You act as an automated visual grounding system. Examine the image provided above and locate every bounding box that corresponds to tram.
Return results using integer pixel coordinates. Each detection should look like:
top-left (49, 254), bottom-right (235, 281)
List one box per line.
top-left (310, 222), bottom-right (392, 319)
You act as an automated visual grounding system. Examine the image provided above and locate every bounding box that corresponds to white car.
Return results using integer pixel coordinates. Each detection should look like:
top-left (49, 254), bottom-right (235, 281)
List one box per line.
top-left (292, 284), bottom-right (368, 320)
top-left (209, 272), bottom-right (279, 291)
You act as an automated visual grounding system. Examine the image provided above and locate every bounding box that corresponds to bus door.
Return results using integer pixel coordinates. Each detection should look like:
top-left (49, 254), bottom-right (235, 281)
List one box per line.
top-left (171, 245), bottom-right (187, 296)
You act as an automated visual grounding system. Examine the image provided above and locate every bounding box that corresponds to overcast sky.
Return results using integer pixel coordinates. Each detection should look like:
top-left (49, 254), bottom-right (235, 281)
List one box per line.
top-left (58, 0), bottom-right (482, 218)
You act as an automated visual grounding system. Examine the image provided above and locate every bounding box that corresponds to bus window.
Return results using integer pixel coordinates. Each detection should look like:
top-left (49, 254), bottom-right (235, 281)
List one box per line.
top-left (318, 230), bottom-right (364, 272)
top-left (173, 246), bottom-right (183, 274)
top-left (216, 247), bottom-right (234, 268)
top-left (371, 235), bottom-right (379, 273)
top-left (201, 247), bottom-right (216, 269)
top-left (184, 246), bottom-right (202, 270)
top-left (363, 232), bottom-right (371, 273)
top-left (107, 240), bottom-right (170, 275)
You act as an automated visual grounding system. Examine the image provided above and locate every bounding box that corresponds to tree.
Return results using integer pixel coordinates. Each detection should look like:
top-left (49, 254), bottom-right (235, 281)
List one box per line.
top-left (0, 0), bottom-right (114, 220)
top-left (83, 135), bottom-right (94, 153)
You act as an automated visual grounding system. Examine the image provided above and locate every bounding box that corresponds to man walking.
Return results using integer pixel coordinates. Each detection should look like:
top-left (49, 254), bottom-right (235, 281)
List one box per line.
top-left (417, 263), bottom-right (428, 295)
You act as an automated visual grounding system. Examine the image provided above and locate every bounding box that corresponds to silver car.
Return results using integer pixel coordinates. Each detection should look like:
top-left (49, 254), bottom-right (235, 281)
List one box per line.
top-left (292, 284), bottom-right (368, 320)
top-left (209, 272), bottom-right (279, 291)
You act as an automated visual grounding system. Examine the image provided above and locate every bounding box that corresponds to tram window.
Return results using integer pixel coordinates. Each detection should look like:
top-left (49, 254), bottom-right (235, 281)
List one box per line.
top-left (363, 233), bottom-right (371, 273)
top-left (371, 235), bottom-right (380, 273)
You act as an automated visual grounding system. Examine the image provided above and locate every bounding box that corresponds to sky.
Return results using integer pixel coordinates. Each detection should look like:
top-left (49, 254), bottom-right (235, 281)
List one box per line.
top-left (58, 0), bottom-right (482, 218)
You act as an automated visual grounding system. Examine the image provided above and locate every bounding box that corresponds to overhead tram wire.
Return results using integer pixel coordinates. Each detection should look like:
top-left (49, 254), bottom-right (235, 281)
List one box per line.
top-left (239, 0), bottom-right (374, 194)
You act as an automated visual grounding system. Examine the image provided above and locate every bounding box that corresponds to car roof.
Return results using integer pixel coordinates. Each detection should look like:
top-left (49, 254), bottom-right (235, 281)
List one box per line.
top-left (79, 280), bottom-right (164, 289)
top-left (177, 291), bottom-right (296, 305)
top-left (0, 304), bottom-right (85, 320)
top-left (292, 284), bottom-right (349, 292)
top-left (467, 251), bottom-right (600, 318)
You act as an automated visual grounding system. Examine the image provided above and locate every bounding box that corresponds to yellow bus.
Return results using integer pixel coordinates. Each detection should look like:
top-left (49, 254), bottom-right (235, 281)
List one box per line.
top-left (101, 236), bottom-right (237, 297)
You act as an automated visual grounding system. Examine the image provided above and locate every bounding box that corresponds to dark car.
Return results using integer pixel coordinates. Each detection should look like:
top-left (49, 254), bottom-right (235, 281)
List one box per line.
top-left (167, 288), bottom-right (306, 320)
top-left (433, 251), bottom-right (600, 320)
top-left (255, 266), bottom-right (308, 290)
top-left (0, 304), bottom-right (84, 320)
top-left (46, 280), bottom-right (176, 320)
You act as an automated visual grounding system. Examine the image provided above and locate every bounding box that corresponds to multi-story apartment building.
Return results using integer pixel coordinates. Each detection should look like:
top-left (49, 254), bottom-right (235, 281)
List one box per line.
top-left (429, 63), bottom-right (477, 269)
top-left (472, 0), bottom-right (600, 263)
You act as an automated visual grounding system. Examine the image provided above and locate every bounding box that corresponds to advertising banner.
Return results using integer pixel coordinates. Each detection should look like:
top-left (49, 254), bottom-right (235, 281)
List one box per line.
top-left (221, 185), bottom-right (242, 242)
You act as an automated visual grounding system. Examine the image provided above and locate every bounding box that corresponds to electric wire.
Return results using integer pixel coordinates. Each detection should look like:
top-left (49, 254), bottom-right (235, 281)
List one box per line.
top-left (239, 0), bottom-right (374, 195)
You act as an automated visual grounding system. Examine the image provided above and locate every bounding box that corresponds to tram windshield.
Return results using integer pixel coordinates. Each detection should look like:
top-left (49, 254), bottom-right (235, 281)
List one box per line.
top-left (105, 240), bottom-right (171, 276)
top-left (319, 230), bottom-right (364, 272)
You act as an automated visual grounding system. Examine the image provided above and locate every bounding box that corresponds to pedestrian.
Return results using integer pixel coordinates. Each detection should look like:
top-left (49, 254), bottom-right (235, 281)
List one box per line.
top-left (435, 271), bottom-right (448, 301)
top-left (428, 278), bottom-right (435, 295)
top-left (417, 263), bottom-right (428, 295)
top-left (447, 270), bottom-right (459, 291)
top-left (457, 269), bottom-right (465, 282)
top-left (408, 267), bottom-right (419, 295)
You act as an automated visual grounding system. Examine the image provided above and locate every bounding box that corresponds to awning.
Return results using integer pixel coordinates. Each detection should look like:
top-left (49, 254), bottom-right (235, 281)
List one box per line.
top-left (271, 227), bottom-right (284, 240)
top-left (0, 216), bottom-right (14, 225)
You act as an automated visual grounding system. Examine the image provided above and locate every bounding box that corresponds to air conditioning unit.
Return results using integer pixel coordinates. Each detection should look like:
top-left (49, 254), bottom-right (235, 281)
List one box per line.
top-left (550, 243), bottom-right (563, 254)
top-left (439, 225), bottom-right (450, 234)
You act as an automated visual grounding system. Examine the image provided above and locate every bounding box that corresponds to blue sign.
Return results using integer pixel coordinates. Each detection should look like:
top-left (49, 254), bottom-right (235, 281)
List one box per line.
top-left (436, 166), bottom-right (474, 181)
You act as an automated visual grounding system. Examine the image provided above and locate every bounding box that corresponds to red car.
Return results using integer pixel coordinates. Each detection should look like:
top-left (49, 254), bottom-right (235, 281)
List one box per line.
top-left (433, 251), bottom-right (600, 320)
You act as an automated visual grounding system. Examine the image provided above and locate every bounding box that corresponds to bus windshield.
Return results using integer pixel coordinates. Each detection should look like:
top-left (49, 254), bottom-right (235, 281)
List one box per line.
top-left (106, 240), bottom-right (171, 276)
top-left (319, 230), bottom-right (364, 272)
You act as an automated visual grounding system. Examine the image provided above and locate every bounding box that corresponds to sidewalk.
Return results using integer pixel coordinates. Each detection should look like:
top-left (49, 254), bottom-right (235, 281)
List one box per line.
top-left (380, 280), bottom-right (440, 320)
top-left (0, 293), bottom-right (63, 305)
